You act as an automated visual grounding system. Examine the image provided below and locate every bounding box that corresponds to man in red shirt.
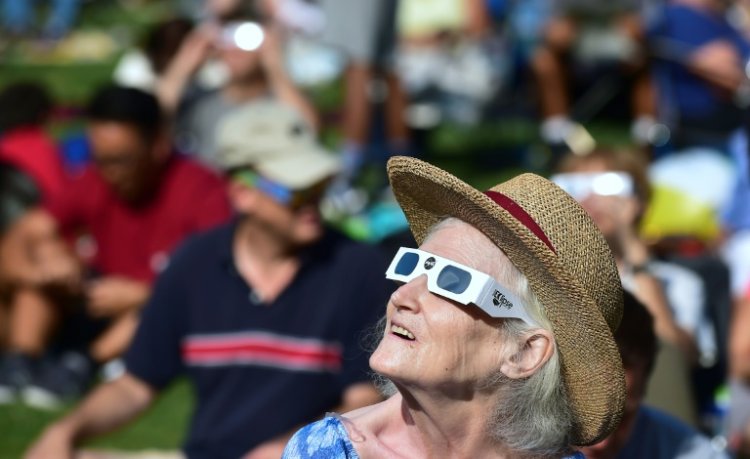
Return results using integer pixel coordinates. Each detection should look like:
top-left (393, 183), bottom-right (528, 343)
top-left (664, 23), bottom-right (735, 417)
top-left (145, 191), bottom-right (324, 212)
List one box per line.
top-left (0, 81), bottom-right (67, 201)
top-left (0, 86), bottom-right (231, 408)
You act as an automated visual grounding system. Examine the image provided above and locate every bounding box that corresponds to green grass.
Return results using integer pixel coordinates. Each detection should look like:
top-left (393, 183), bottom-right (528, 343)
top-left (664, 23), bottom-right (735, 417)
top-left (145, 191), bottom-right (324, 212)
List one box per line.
top-left (0, 62), bottom-right (118, 106)
top-left (0, 379), bottom-right (193, 458)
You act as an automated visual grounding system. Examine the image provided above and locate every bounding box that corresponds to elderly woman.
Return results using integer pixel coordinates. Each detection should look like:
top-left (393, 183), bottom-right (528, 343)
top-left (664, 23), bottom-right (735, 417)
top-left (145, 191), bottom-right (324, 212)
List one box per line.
top-left (283, 156), bottom-right (626, 458)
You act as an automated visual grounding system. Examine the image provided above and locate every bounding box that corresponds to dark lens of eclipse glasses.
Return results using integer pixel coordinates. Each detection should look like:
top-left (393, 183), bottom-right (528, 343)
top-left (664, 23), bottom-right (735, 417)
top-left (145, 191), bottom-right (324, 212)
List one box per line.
top-left (394, 252), bottom-right (420, 275)
top-left (436, 265), bottom-right (472, 294)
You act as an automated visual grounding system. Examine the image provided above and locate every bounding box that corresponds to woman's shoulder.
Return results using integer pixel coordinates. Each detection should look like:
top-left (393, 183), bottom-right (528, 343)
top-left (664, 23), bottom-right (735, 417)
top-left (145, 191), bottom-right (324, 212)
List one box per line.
top-left (283, 415), bottom-right (359, 459)
top-left (283, 400), bottom-right (398, 459)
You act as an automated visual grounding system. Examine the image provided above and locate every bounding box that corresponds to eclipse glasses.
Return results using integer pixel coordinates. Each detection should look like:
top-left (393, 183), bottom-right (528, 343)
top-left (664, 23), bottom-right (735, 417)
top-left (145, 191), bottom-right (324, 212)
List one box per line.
top-left (231, 170), bottom-right (329, 210)
top-left (386, 247), bottom-right (538, 326)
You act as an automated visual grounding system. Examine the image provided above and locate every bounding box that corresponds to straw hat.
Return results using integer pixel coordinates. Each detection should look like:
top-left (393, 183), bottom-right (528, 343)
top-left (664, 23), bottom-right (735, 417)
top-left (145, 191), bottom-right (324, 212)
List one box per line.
top-left (387, 156), bottom-right (625, 446)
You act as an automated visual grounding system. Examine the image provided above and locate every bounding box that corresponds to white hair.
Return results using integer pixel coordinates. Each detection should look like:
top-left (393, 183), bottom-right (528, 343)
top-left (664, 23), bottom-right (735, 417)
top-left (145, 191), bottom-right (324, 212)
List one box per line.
top-left (374, 218), bottom-right (574, 457)
top-left (486, 272), bottom-right (573, 457)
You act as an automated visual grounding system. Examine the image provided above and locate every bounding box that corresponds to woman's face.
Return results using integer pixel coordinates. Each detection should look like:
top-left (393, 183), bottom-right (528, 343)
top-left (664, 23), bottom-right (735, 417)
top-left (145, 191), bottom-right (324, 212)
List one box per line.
top-left (229, 179), bottom-right (325, 247)
top-left (370, 221), bottom-right (511, 391)
top-left (218, 45), bottom-right (262, 80)
top-left (563, 158), bottom-right (639, 238)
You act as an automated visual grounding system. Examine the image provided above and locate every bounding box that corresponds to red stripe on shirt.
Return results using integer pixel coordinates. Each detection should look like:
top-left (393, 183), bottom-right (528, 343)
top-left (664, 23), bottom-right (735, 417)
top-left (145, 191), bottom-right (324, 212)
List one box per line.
top-left (182, 333), bottom-right (342, 371)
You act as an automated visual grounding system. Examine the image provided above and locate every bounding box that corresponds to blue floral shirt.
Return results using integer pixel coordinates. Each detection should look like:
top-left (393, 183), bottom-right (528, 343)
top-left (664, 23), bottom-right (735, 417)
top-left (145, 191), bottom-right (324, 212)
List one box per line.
top-left (282, 415), bottom-right (586, 458)
top-left (283, 416), bottom-right (359, 458)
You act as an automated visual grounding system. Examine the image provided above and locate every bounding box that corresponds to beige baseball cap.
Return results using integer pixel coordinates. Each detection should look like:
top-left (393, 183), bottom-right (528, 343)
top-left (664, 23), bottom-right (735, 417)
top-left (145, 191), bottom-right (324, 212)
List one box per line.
top-left (215, 101), bottom-right (341, 189)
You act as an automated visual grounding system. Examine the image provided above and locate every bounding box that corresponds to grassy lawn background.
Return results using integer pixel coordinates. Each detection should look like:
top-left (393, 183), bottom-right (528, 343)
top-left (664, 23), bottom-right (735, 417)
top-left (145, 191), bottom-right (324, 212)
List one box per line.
top-left (1, 379), bottom-right (192, 457)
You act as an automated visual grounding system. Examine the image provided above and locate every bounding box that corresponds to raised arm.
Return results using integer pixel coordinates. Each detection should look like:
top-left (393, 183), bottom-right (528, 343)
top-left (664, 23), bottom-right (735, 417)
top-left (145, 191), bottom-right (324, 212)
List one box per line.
top-left (730, 297), bottom-right (750, 382)
top-left (260, 25), bottom-right (320, 131)
top-left (156, 25), bottom-right (216, 114)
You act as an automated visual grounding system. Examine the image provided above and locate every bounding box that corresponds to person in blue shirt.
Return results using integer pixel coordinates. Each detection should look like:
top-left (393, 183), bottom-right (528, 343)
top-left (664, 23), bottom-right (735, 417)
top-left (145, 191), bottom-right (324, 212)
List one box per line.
top-left (648, 0), bottom-right (750, 149)
top-left (1, 0), bottom-right (82, 41)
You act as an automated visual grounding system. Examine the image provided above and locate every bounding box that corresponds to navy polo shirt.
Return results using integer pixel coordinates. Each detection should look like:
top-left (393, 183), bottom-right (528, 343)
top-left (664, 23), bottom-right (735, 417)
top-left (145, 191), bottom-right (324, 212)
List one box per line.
top-left (124, 221), bottom-right (393, 459)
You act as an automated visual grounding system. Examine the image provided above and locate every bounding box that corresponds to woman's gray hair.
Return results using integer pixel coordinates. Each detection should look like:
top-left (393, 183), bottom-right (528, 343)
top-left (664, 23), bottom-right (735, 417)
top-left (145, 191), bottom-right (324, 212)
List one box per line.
top-left (374, 218), bottom-right (574, 457)
top-left (486, 269), bottom-right (574, 457)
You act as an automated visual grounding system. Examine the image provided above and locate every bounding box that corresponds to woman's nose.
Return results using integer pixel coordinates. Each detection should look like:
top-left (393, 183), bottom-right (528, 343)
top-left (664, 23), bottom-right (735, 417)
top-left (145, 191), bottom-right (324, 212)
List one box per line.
top-left (390, 274), bottom-right (429, 313)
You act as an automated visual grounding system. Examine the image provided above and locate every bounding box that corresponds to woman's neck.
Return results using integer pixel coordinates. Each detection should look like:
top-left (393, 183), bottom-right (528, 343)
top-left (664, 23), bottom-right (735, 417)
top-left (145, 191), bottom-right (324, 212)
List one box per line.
top-left (382, 391), bottom-right (515, 459)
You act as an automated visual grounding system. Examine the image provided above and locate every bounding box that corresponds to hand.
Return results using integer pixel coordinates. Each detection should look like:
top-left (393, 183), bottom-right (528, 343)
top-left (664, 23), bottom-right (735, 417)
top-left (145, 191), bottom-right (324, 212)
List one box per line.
top-left (258, 24), bottom-right (286, 77)
top-left (169, 24), bottom-right (218, 78)
top-left (0, 209), bottom-right (81, 290)
top-left (205, 0), bottom-right (244, 18)
top-left (155, 23), bottom-right (219, 114)
top-left (25, 424), bottom-right (75, 459)
top-left (86, 277), bottom-right (150, 318)
top-left (33, 240), bottom-right (83, 292)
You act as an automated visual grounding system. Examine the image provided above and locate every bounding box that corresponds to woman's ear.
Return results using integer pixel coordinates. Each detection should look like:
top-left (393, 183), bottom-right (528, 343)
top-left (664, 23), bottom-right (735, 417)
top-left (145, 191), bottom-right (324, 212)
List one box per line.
top-left (499, 330), bottom-right (555, 379)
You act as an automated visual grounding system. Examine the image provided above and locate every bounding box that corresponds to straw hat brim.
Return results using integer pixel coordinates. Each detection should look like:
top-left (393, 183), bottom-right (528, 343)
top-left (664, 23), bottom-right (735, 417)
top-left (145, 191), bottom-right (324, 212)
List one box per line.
top-left (387, 156), bottom-right (625, 446)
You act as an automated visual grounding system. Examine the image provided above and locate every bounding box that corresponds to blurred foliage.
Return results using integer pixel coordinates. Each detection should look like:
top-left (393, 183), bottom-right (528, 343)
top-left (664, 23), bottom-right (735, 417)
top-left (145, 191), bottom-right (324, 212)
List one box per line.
top-left (0, 0), bottom-right (174, 104)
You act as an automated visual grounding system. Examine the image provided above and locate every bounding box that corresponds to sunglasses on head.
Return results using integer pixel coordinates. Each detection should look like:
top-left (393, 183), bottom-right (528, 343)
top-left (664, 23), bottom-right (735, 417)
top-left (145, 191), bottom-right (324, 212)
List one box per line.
top-left (385, 247), bottom-right (538, 325)
top-left (232, 170), bottom-right (329, 210)
top-left (550, 172), bottom-right (633, 202)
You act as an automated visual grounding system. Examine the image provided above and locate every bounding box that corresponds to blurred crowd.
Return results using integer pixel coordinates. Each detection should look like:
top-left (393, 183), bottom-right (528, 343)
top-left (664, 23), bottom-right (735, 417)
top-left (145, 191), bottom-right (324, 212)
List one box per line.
top-left (1, 0), bottom-right (750, 457)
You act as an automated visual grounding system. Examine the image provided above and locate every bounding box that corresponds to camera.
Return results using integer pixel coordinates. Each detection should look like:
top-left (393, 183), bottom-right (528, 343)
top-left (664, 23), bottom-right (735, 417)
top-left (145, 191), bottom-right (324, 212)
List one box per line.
top-left (219, 21), bottom-right (264, 52)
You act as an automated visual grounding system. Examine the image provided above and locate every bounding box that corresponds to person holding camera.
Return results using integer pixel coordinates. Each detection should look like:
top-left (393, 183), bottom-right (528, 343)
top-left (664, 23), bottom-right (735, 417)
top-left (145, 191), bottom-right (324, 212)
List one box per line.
top-left (552, 148), bottom-right (716, 428)
top-left (553, 148), bottom-right (699, 363)
top-left (165, 9), bottom-right (319, 169)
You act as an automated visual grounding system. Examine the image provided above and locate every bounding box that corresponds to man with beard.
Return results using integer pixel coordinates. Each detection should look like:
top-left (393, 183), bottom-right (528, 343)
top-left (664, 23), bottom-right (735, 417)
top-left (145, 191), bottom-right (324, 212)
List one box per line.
top-left (26, 101), bottom-right (391, 459)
